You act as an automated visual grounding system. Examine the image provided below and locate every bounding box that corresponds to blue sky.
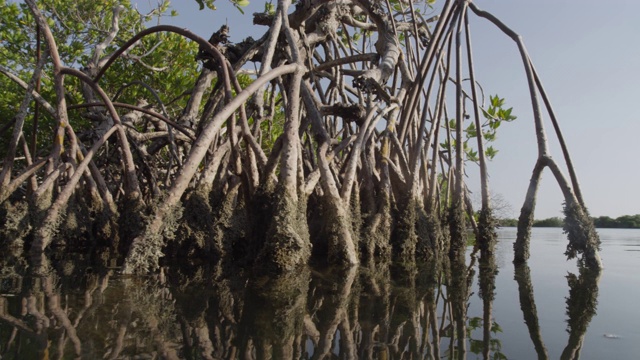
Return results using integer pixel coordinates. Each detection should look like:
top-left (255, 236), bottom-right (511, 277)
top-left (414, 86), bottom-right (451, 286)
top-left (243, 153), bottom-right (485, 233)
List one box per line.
top-left (132, 0), bottom-right (640, 219)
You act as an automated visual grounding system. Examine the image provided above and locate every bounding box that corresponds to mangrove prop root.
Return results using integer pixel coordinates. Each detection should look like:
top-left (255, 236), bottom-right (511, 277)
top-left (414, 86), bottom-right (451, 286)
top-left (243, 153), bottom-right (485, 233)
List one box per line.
top-left (0, 0), bottom-right (602, 271)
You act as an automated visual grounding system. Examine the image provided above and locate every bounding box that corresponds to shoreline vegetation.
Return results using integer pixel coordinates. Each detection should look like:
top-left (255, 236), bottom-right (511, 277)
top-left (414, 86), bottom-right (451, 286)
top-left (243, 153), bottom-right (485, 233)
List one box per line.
top-left (0, 0), bottom-right (603, 272)
top-left (499, 214), bottom-right (640, 229)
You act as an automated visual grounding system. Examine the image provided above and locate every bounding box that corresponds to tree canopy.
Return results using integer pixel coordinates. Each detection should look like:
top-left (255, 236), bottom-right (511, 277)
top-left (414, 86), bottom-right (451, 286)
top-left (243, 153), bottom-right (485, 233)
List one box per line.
top-left (499, 214), bottom-right (640, 229)
top-left (593, 214), bottom-right (640, 229)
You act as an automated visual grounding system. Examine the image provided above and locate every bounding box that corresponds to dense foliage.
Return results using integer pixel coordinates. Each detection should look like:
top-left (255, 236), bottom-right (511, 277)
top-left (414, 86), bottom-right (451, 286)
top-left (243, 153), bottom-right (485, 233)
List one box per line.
top-left (592, 214), bottom-right (640, 229)
top-left (0, 0), bottom-right (199, 157)
top-left (500, 214), bottom-right (640, 229)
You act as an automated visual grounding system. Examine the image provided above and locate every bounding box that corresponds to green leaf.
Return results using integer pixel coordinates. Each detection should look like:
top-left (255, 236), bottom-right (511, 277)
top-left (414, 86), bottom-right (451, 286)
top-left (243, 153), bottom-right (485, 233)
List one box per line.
top-left (486, 146), bottom-right (498, 160)
top-left (196, 0), bottom-right (217, 10)
top-left (491, 322), bottom-right (503, 333)
top-left (468, 317), bottom-right (482, 329)
top-left (494, 353), bottom-right (508, 360)
top-left (469, 339), bottom-right (483, 354)
top-left (490, 94), bottom-right (505, 107)
top-left (483, 131), bottom-right (496, 142)
top-left (466, 123), bottom-right (476, 138)
top-left (264, 1), bottom-right (275, 14)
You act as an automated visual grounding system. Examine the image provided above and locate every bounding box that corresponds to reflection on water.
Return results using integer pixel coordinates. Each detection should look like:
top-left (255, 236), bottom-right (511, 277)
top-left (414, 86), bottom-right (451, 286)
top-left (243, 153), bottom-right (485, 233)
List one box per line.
top-left (0, 228), bottom-right (638, 359)
top-left (514, 264), bottom-right (549, 359)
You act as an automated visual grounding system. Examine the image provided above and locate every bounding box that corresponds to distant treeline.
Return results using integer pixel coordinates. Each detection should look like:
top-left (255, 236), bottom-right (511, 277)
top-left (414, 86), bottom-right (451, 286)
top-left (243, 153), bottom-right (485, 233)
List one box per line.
top-left (499, 214), bottom-right (640, 229)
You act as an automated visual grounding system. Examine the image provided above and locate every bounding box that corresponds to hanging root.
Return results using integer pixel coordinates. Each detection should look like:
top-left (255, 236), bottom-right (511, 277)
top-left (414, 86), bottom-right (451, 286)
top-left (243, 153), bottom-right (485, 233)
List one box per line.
top-left (448, 200), bottom-right (466, 261)
top-left (256, 192), bottom-right (311, 274)
top-left (122, 200), bottom-right (183, 274)
top-left (168, 187), bottom-right (215, 260)
top-left (0, 201), bottom-right (31, 250)
top-left (563, 201), bottom-right (602, 269)
top-left (417, 209), bottom-right (442, 259)
top-left (514, 201), bottom-right (535, 265)
top-left (477, 207), bottom-right (498, 255)
top-left (118, 196), bottom-right (146, 252)
top-left (392, 197), bottom-right (418, 263)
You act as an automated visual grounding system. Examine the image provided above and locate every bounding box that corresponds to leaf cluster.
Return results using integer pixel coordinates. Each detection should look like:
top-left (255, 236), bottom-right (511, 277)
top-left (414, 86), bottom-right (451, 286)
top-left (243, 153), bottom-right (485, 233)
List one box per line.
top-left (194, 0), bottom-right (250, 14)
top-left (467, 317), bottom-right (507, 360)
top-left (592, 214), bottom-right (640, 229)
top-left (0, 0), bottom-right (201, 157)
top-left (440, 94), bottom-right (517, 164)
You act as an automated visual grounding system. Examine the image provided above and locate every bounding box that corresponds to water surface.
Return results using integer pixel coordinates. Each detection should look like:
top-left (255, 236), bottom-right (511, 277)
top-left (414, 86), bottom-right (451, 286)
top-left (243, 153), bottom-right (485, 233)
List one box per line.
top-left (0, 228), bottom-right (638, 359)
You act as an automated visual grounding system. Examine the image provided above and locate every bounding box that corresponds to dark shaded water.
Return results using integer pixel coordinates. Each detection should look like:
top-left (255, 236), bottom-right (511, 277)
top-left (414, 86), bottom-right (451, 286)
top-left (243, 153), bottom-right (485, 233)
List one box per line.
top-left (0, 228), bottom-right (638, 359)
